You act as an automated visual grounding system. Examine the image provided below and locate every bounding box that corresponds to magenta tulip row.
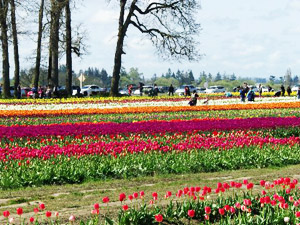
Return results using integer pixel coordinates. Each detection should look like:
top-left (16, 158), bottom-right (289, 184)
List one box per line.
top-left (0, 116), bottom-right (299, 138)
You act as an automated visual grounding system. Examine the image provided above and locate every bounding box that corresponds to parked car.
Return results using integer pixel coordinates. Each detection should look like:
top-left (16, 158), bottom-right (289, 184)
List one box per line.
top-left (249, 85), bottom-right (258, 92)
top-left (292, 85), bottom-right (300, 92)
top-left (262, 86), bottom-right (274, 92)
top-left (58, 85), bottom-right (81, 96)
top-left (196, 87), bottom-right (206, 93)
top-left (119, 88), bottom-right (129, 95)
top-left (157, 86), bottom-right (169, 93)
top-left (175, 85), bottom-right (197, 96)
top-left (80, 85), bottom-right (102, 96)
top-left (205, 86), bottom-right (226, 93)
top-left (133, 86), bottom-right (154, 95)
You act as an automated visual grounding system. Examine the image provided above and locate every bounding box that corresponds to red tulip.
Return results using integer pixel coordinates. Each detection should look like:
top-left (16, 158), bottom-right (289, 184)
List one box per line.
top-left (152, 192), bottom-right (158, 200)
top-left (204, 206), bottom-right (211, 214)
top-left (16, 208), bottom-right (23, 216)
top-left (119, 193), bottom-right (126, 202)
top-left (218, 208), bottom-right (225, 216)
top-left (271, 200), bottom-right (277, 206)
top-left (3, 211), bottom-right (10, 218)
top-left (39, 203), bottom-right (45, 210)
top-left (204, 214), bottom-right (209, 220)
top-left (94, 203), bottom-right (100, 210)
top-left (246, 183), bottom-right (254, 189)
top-left (122, 205), bottom-right (129, 211)
top-left (155, 214), bottom-right (163, 223)
top-left (295, 211), bottom-right (300, 218)
top-left (102, 196), bottom-right (110, 203)
top-left (29, 217), bottom-right (34, 223)
top-left (133, 192), bottom-right (138, 199)
top-left (224, 205), bottom-right (230, 211)
top-left (128, 195), bottom-right (133, 201)
top-left (45, 211), bottom-right (51, 218)
top-left (243, 199), bottom-right (252, 206)
top-left (188, 209), bottom-right (195, 218)
top-left (140, 191), bottom-right (145, 198)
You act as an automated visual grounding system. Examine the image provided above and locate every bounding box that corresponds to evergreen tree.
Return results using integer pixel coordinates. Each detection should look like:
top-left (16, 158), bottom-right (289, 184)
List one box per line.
top-left (215, 72), bottom-right (222, 81)
top-left (230, 73), bottom-right (236, 81)
top-left (165, 68), bottom-right (172, 78)
top-left (188, 70), bottom-right (195, 82)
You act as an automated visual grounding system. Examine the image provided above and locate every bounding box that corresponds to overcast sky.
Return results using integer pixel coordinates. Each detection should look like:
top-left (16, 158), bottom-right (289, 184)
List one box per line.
top-left (17, 0), bottom-right (300, 79)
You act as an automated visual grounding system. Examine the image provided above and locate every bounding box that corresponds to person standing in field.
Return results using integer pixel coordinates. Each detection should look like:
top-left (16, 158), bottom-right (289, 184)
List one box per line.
top-left (139, 82), bottom-right (144, 96)
top-left (239, 87), bottom-right (246, 102)
top-left (247, 87), bottom-right (255, 102)
top-left (258, 84), bottom-right (263, 97)
top-left (189, 90), bottom-right (199, 106)
top-left (168, 84), bottom-right (174, 96)
top-left (128, 84), bottom-right (132, 96)
top-left (17, 84), bottom-right (21, 99)
top-left (153, 84), bottom-right (159, 97)
top-left (281, 85), bottom-right (285, 96)
top-left (287, 86), bottom-right (292, 96)
top-left (297, 87), bottom-right (300, 99)
top-left (184, 86), bottom-right (191, 97)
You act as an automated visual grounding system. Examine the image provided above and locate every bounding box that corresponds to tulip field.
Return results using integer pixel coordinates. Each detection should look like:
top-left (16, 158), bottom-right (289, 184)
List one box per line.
top-left (1, 95), bottom-right (300, 224)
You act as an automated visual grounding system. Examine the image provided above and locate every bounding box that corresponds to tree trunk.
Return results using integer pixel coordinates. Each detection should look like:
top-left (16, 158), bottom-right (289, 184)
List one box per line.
top-left (110, 0), bottom-right (126, 97)
top-left (50, 12), bottom-right (60, 87)
top-left (0, 0), bottom-right (10, 98)
top-left (10, 0), bottom-right (19, 98)
top-left (110, 0), bottom-right (137, 96)
top-left (49, 0), bottom-right (63, 88)
top-left (33, 0), bottom-right (45, 90)
top-left (65, 0), bottom-right (72, 96)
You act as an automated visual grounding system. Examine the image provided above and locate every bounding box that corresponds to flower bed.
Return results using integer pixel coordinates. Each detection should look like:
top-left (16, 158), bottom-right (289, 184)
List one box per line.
top-left (3, 177), bottom-right (300, 224)
top-left (0, 116), bottom-right (299, 138)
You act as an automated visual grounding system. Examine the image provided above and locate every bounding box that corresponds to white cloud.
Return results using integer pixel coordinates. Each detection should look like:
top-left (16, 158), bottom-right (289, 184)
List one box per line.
top-left (268, 51), bottom-right (281, 62)
top-left (287, 0), bottom-right (300, 10)
top-left (90, 9), bottom-right (118, 23)
top-left (241, 62), bottom-right (264, 70)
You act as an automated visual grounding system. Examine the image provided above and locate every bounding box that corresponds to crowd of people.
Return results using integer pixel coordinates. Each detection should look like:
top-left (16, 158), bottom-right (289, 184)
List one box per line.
top-left (2, 82), bottom-right (300, 103)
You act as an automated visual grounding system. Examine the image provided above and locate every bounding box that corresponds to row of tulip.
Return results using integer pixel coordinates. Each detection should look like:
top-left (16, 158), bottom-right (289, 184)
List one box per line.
top-left (0, 96), bottom-right (297, 111)
top-left (1, 131), bottom-right (299, 160)
top-left (2, 177), bottom-right (300, 224)
top-left (1, 101), bottom-right (300, 117)
top-left (0, 116), bottom-right (299, 138)
top-left (1, 143), bottom-right (300, 189)
top-left (1, 107), bottom-right (299, 126)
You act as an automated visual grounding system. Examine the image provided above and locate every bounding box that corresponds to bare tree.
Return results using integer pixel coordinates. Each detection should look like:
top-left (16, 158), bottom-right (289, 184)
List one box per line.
top-left (33, 0), bottom-right (45, 90)
top-left (110, 0), bottom-right (201, 96)
top-left (0, 0), bottom-right (10, 98)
